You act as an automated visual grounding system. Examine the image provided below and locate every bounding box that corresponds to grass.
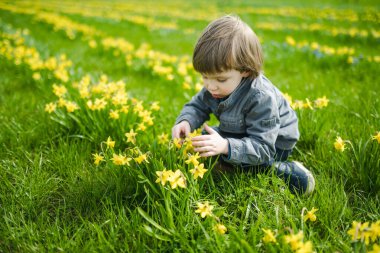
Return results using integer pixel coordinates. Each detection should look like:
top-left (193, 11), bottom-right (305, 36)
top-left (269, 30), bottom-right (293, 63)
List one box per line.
top-left (0, 0), bottom-right (379, 252)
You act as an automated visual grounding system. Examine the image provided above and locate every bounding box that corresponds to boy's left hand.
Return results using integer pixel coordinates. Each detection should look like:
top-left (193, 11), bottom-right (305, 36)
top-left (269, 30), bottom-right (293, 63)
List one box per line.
top-left (191, 124), bottom-right (229, 157)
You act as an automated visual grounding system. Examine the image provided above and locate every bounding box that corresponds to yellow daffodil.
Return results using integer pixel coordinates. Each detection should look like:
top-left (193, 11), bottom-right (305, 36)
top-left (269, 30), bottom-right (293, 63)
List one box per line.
top-left (44, 102), bottom-right (56, 113)
top-left (303, 207), bottom-right (318, 222)
top-left (189, 163), bottom-right (208, 179)
top-left (150, 101), bottom-right (160, 111)
top-left (157, 133), bottom-right (169, 145)
top-left (369, 221), bottom-right (380, 242)
top-left (262, 228), bottom-right (277, 243)
top-left (283, 93), bottom-right (293, 105)
top-left (92, 153), bottom-right (104, 166)
top-left (185, 153), bottom-right (201, 167)
top-left (65, 101), bottom-right (79, 113)
top-left (195, 82), bottom-right (203, 92)
top-left (134, 153), bottom-right (148, 164)
top-left (195, 201), bottom-right (214, 218)
top-left (111, 153), bottom-right (131, 166)
top-left (314, 96), bottom-right (329, 108)
top-left (284, 231), bottom-right (304, 251)
top-left (372, 132), bottom-right (380, 144)
top-left (120, 105), bottom-right (129, 114)
top-left (368, 244), bottom-right (380, 253)
top-left (52, 84), bottom-right (67, 97)
top-left (173, 138), bottom-right (182, 148)
top-left (88, 40), bottom-right (97, 48)
top-left (347, 221), bottom-right (370, 243)
top-left (214, 224), bottom-right (227, 235)
top-left (292, 100), bottom-right (304, 110)
top-left (137, 122), bottom-right (147, 132)
top-left (32, 72), bottom-right (41, 80)
top-left (303, 98), bottom-right (314, 110)
top-left (334, 137), bottom-right (346, 152)
top-left (286, 36), bottom-right (296, 46)
top-left (168, 169), bottom-right (186, 189)
top-left (182, 82), bottom-right (191, 90)
top-left (105, 136), bottom-right (115, 149)
top-left (125, 129), bottom-right (137, 144)
top-left (295, 240), bottom-right (313, 253)
top-left (155, 169), bottom-right (174, 186)
top-left (109, 110), bottom-right (120, 120)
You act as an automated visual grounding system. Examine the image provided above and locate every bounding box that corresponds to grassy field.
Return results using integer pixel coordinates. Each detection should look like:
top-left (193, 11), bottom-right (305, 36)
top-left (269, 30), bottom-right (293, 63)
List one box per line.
top-left (0, 0), bottom-right (379, 252)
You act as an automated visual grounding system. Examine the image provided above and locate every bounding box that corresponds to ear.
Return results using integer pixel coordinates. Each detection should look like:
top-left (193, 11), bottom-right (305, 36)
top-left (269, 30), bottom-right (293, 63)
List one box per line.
top-left (241, 71), bottom-right (251, 77)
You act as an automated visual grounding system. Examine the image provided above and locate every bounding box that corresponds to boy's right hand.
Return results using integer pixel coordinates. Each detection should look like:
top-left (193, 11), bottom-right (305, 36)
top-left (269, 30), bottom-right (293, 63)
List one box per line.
top-left (172, 121), bottom-right (191, 139)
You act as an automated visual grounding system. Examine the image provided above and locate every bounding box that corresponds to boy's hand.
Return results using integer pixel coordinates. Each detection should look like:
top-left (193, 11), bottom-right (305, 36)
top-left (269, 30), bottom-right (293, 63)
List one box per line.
top-left (191, 124), bottom-right (229, 157)
top-left (172, 121), bottom-right (191, 139)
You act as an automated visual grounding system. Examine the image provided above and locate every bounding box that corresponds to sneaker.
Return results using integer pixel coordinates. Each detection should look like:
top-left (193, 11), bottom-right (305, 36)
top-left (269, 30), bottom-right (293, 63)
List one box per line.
top-left (274, 161), bottom-right (315, 195)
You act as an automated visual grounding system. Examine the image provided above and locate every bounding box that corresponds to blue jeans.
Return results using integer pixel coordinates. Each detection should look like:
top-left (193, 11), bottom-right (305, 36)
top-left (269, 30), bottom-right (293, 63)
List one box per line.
top-left (202, 126), bottom-right (292, 170)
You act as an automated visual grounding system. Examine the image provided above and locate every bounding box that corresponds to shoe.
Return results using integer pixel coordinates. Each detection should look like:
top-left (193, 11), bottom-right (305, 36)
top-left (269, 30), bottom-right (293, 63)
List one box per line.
top-left (274, 161), bottom-right (315, 195)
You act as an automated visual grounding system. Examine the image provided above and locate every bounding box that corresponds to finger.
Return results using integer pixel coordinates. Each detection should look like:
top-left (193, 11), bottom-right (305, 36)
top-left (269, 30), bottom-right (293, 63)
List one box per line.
top-left (194, 146), bottom-right (211, 153)
top-left (172, 128), bottom-right (179, 139)
top-left (199, 151), bottom-right (215, 157)
top-left (184, 127), bottom-right (190, 137)
top-left (191, 140), bottom-right (209, 147)
top-left (191, 135), bottom-right (210, 141)
top-left (203, 123), bottom-right (217, 134)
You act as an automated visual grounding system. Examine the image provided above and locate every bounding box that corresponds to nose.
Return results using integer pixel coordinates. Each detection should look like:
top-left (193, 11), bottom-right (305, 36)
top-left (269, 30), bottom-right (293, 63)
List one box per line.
top-left (205, 80), bottom-right (218, 91)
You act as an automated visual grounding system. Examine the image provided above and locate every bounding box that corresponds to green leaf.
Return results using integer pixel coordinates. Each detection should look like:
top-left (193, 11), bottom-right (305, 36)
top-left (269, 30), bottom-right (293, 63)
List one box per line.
top-left (137, 207), bottom-right (172, 236)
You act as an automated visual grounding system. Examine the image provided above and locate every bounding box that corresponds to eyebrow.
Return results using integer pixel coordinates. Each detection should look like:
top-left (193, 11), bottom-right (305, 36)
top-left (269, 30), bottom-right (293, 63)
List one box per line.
top-left (203, 74), bottom-right (229, 78)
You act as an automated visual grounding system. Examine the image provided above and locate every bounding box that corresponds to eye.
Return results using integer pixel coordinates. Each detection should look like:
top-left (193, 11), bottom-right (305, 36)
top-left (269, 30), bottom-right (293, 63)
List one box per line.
top-left (217, 79), bottom-right (227, 82)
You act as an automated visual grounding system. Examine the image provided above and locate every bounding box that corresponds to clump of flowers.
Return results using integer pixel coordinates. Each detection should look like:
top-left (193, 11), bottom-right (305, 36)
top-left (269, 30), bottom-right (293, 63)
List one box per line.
top-left (284, 230), bottom-right (314, 253)
top-left (155, 169), bottom-right (186, 189)
top-left (347, 220), bottom-right (380, 246)
top-left (282, 93), bottom-right (329, 110)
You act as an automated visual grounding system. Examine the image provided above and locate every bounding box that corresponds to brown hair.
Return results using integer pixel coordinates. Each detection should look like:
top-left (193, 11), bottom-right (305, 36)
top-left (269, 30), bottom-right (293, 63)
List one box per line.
top-left (193, 15), bottom-right (263, 79)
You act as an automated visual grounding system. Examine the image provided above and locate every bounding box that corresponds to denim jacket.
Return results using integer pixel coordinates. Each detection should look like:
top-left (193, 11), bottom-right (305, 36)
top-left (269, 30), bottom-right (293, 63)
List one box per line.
top-left (175, 74), bottom-right (300, 166)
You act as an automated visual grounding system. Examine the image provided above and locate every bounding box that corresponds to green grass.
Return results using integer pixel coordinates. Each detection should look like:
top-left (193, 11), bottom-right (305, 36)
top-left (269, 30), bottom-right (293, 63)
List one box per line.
top-left (1, 0), bottom-right (380, 252)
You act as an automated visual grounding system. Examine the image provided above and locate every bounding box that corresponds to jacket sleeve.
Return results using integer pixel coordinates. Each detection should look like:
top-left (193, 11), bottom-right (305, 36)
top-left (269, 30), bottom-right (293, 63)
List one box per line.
top-left (175, 89), bottom-right (212, 131)
top-left (223, 90), bottom-right (280, 165)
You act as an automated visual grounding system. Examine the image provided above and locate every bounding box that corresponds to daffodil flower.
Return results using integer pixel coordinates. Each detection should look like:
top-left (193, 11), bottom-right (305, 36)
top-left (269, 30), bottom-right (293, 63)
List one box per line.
top-left (195, 201), bottom-right (214, 218)
top-left (105, 136), bottom-right (115, 149)
top-left (111, 153), bottom-right (131, 166)
top-left (185, 153), bottom-right (201, 167)
top-left (92, 153), bottom-right (104, 166)
top-left (262, 228), bottom-right (277, 243)
top-left (134, 153), bottom-right (148, 164)
top-left (125, 129), bottom-right (137, 144)
top-left (157, 133), bottom-right (169, 145)
top-left (44, 102), bottom-right (56, 113)
top-left (303, 207), bottom-right (318, 222)
top-left (189, 163), bottom-right (208, 179)
top-left (168, 170), bottom-right (186, 189)
top-left (155, 169), bottom-right (174, 186)
top-left (284, 231), bottom-right (304, 251)
top-left (372, 132), bottom-right (380, 144)
top-left (334, 136), bottom-right (346, 152)
top-left (214, 224), bottom-right (227, 235)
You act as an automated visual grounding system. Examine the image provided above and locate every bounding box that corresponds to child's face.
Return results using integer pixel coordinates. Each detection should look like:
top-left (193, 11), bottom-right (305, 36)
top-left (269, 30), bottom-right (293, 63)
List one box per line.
top-left (201, 69), bottom-right (249, 99)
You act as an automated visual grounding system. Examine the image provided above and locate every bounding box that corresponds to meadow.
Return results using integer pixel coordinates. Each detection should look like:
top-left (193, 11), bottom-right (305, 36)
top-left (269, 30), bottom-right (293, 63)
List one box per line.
top-left (0, 0), bottom-right (379, 252)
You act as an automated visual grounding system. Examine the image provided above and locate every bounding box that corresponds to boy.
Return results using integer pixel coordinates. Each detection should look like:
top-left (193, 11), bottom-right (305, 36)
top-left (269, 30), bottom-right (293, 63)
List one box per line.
top-left (172, 15), bottom-right (315, 195)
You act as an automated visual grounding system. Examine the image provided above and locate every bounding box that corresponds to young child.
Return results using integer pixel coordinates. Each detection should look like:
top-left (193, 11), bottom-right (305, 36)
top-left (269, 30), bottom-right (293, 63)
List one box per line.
top-left (172, 15), bottom-right (315, 195)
